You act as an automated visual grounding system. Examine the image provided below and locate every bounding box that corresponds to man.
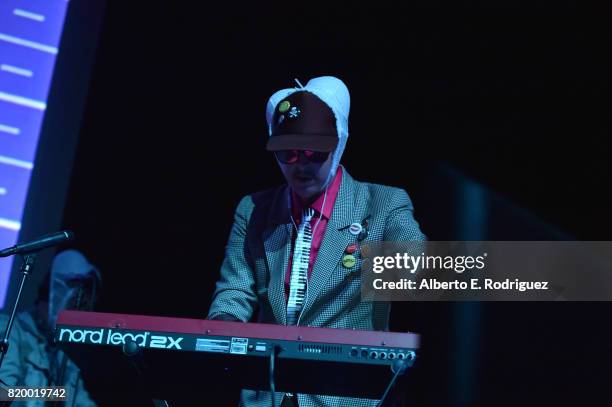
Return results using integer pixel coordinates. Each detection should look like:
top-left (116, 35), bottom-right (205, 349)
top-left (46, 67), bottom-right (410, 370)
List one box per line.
top-left (0, 250), bottom-right (101, 407)
top-left (208, 76), bottom-right (425, 407)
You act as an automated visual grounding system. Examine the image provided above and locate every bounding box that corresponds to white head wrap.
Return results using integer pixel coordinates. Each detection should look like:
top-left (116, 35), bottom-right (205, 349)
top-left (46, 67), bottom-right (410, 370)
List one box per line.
top-left (266, 76), bottom-right (350, 187)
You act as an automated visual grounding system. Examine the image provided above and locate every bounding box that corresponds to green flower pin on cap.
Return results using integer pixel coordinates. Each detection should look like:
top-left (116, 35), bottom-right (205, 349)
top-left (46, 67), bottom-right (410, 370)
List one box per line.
top-left (278, 100), bottom-right (291, 113)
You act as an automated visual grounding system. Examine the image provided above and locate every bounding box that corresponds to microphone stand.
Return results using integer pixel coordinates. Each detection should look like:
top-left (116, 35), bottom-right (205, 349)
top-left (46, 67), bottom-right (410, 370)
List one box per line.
top-left (377, 357), bottom-right (413, 407)
top-left (0, 231), bottom-right (72, 405)
top-left (123, 339), bottom-right (172, 407)
top-left (0, 253), bottom-right (37, 370)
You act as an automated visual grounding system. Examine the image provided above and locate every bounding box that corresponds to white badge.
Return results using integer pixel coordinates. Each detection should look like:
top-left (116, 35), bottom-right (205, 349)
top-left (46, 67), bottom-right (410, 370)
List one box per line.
top-left (349, 222), bottom-right (363, 236)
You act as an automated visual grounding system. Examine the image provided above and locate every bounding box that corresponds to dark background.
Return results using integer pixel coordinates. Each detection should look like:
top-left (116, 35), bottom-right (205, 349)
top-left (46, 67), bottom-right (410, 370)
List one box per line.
top-left (57, 1), bottom-right (610, 406)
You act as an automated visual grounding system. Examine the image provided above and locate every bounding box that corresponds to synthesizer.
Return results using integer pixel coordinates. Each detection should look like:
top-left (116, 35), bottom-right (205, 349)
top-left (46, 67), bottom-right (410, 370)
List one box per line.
top-left (55, 311), bottom-right (420, 399)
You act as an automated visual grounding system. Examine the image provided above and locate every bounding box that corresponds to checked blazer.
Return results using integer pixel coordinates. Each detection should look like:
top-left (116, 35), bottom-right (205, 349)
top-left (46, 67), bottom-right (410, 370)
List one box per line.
top-left (208, 168), bottom-right (426, 407)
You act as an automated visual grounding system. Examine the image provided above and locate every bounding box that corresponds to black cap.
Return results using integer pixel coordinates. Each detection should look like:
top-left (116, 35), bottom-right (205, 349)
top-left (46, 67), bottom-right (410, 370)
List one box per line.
top-left (266, 91), bottom-right (338, 152)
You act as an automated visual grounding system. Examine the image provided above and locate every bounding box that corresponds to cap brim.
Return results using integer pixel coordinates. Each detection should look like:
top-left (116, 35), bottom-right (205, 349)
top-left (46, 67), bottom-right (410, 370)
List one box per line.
top-left (266, 134), bottom-right (338, 152)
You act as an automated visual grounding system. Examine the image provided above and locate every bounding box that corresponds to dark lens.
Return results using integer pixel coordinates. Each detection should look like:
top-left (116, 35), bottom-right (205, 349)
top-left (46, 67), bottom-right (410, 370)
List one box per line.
top-left (275, 150), bottom-right (299, 164)
top-left (304, 150), bottom-right (330, 163)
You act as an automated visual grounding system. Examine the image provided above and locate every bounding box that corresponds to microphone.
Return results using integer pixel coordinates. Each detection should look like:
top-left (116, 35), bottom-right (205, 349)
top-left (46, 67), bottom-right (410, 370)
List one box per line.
top-left (0, 231), bottom-right (74, 258)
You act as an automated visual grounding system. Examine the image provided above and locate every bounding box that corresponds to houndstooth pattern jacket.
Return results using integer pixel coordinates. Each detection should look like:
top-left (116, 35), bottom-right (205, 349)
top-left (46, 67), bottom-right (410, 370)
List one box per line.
top-left (208, 168), bottom-right (426, 407)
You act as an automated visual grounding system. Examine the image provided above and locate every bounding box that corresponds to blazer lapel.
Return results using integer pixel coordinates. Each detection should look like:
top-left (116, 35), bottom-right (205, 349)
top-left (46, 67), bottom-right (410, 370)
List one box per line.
top-left (301, 170), bottom-right (364, 320)
top-left (264, 186), bottom-right (291, 325)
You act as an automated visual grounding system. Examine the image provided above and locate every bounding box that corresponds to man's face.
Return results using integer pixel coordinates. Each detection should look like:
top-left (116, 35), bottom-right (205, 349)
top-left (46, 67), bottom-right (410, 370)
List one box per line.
top-left (277, 150), bottom-right (334, 203)
top-left (48, 277), bottom-right (97, 329)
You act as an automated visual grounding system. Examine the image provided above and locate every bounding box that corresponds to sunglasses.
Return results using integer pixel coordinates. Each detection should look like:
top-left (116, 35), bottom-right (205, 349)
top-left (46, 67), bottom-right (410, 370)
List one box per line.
top-left (274, 150), bottom-right (330, 164)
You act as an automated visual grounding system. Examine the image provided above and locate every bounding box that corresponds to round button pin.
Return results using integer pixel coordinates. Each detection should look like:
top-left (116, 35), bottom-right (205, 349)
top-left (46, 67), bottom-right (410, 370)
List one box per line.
top-left (345, 244), bottom-right (358, 254)
top-left (349, 223), bottom-right (363, 236)
top-left (342, 254), bottom-right (356, 268)
top-left (278, 101), bottom-right (291, 113)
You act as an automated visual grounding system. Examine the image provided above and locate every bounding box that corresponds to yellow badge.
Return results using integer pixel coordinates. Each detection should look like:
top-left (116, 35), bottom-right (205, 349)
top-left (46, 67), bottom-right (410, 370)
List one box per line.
top-left (342, 254), bottom-right (356, 268)
top-left (278, 101), bottom-right (291, 113)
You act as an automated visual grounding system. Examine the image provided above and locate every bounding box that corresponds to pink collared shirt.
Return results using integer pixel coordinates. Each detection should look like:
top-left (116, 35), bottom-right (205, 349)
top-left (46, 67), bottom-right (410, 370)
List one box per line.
top-left (284, 167), bottom-right (343, 300)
